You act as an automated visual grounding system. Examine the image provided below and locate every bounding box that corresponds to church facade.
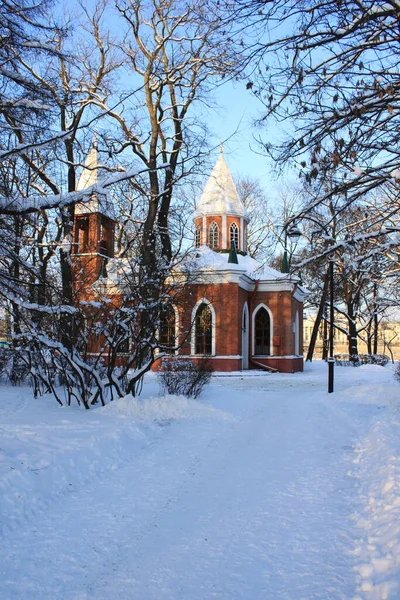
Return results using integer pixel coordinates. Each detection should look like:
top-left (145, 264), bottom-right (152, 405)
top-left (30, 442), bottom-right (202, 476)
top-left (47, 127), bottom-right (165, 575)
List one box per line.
top-left (72, 149), bottom-right (307, 373)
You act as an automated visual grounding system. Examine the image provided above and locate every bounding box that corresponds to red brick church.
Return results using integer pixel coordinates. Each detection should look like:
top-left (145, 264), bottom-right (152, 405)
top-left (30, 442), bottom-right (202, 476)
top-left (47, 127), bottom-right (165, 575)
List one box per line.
top-left (72, 147), bottom-right (307, 373)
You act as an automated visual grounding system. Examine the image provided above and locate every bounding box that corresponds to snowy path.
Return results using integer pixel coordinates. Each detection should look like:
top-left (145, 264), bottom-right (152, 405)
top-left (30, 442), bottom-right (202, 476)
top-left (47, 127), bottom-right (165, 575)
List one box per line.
top-left (1, 364), bottom-right (399, 599)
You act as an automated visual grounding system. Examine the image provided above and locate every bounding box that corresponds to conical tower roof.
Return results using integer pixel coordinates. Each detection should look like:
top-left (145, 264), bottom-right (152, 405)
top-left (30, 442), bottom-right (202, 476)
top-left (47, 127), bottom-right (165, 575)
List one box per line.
top-left (77, 143), bottom-right (99, 191)
top-left (194, 151), bottom-right (249, 221)
top-left (75, 139), bottom-right (115, 219)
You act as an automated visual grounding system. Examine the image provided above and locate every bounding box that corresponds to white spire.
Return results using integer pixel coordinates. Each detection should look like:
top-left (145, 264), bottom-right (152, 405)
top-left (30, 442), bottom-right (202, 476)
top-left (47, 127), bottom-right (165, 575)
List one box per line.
top-left (194, 153), bottom-right (249, 221)
top-left (75, 138), bottom-right (115, 219)
top-left (77, 140), bottom-right (98, 191)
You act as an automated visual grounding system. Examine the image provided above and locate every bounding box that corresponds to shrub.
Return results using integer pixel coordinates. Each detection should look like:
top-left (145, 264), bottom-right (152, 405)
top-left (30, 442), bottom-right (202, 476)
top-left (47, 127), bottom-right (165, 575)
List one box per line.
top-left (7, 353), bottom-right (30, 385)
top-left (0, 347), bottom-right (11, 382)
top-left (334, 354), bottom-right (390, 367)
top-left (158, 357), bottom-right (213, 399)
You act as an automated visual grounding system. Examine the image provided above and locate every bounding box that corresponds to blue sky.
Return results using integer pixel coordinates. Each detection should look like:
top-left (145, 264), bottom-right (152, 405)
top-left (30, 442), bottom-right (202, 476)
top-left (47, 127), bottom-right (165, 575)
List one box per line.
top-left (206, 78), bottom-right (299, 203)
top-left (207, 79), bottom-right (276, 187)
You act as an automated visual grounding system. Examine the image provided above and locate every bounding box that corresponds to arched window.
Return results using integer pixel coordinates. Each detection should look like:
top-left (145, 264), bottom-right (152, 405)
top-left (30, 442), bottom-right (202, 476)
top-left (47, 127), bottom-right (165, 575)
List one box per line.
top-left (195, 225), bottom-right (201, 248)
top-left (230, 222), bottom-right (239, 250)
top-left (195, 303), bottom-right (212, 355)
top-left (208, 222), bottom-right (219, 249)
top-left (160, 304), bottom-right (176, 353)
top-left (254, 307), bottom-right (271, 355)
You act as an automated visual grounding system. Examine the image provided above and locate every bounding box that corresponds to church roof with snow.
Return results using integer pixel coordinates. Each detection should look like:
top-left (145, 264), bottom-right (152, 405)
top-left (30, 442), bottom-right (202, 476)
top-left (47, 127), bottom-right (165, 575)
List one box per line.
top-left (191, 245), bottom-right (291, 281)
top-left (194, 150), bottom-right (249, 220)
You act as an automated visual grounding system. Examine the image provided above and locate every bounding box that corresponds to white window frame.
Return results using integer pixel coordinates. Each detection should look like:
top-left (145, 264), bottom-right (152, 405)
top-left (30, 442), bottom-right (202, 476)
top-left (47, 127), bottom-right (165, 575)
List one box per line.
top-left (156, 303), bottom-right (180, 355)
top-left (195, 225), bottom-right (201, 248)
top-left (230, 222), bottom-right (239, 251)
top-left (191, 298), bottom-right (216, 356)
top-left (208, 221), bottom-right (219, 249)
top-left (252, 303), bottom-right (274, 356)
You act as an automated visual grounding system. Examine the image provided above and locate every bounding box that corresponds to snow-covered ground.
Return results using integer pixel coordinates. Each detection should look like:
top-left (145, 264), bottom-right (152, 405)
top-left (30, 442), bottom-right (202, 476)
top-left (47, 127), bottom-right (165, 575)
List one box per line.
top-left (1, 362), bottom-right (400, 600)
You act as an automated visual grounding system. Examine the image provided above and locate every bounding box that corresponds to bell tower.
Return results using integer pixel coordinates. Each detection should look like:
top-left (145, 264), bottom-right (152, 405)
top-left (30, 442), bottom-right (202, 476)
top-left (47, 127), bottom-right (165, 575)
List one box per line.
top-left (193, 146), bottom-right (249, 254)
top-left (72, 143), bottom-right (116, 299)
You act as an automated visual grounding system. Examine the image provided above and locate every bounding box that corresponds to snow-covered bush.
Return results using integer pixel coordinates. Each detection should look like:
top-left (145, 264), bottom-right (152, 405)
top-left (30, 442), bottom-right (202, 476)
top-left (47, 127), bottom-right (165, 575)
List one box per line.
top-left (8, 354), bottom-right (30, 386)
top-left (334, 354), bottom-right (389, 367)
top-left (0, 347), bottom-right (11, 382)
top-left (158, 358), bottom-right (213, 399)
top-left (394, 362), bottom-right (400, 383)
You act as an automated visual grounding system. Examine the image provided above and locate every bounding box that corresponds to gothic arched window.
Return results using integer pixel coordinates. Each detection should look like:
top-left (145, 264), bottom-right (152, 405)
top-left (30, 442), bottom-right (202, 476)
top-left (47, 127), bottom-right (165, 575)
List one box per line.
top-left (195, 225), bottom-right (201, 248)
top-left (254, 307), bottom-right (271, 355)
top-left (160, 305), bottom-right (176, 353)
top-left (230, 222), bottom-right (239, 250)
top-left (195, 303), bottom-right (212, 355)
top-left (208, 222), bottom-right (219, 249)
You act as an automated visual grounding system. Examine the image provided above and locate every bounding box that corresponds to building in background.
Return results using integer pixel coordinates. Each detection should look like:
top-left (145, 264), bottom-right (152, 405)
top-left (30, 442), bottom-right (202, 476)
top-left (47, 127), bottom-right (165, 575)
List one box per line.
top-left (303, 316), bottom-right (400, 361)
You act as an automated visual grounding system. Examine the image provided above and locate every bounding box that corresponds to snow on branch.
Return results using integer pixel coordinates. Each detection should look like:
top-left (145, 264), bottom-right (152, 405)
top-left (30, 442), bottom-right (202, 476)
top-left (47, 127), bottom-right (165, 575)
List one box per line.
top-left (0, 165), bottom-right (161, 215)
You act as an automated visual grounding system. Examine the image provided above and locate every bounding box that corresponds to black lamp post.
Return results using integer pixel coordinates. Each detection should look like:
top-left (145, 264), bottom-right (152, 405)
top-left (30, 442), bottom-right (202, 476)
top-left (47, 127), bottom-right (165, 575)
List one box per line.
top-left (284, 219), bottom-right (335, 393)
top-left (327, 258), bottom-right (334, 393)
top-left (283, 223), bottom-right (302, 271)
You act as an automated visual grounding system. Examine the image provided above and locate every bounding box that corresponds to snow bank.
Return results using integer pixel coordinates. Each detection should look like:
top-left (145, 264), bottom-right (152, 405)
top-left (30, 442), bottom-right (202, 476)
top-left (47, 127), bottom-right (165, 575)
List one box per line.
top-left (0, 383), bottom-right (230, 539)
top-left (2, 362), bottom-right (400, 600)
top-left (352, 402), bottom-right (400, 599)
top-left (339, 383), bottom-right (400, 406)
top-left (101, 393), bottom-right (231, 421)
top-left (0, 395), bottom-right (146, 536)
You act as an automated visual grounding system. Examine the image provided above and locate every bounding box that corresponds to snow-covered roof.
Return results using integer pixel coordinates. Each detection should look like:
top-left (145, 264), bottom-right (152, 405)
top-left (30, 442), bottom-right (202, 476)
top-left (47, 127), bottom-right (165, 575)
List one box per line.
top-left (95, 247), bottom-right (307, 300)
top-left (191, 245), bottom-right (289, 281)
top-left (192, 245), bottom-right (259, 272)
top-left (194, 152), bottom-right (249, 221)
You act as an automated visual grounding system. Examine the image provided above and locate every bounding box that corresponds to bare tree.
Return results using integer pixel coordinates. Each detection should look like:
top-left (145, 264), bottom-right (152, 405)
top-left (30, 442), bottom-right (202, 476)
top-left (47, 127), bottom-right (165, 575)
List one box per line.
top-left (0, 0), bottom-right (239, 404)
top-left (235, 175), bottom-right (274, 259)
top-left (98, 0), bottom-right (238, 266)
top-left (231, 1), bottom-right (400, 198)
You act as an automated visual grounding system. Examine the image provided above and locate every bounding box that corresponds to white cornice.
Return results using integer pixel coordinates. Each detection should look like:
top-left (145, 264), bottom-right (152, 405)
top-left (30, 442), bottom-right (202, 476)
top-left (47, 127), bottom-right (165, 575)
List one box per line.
top-left (293, 285), bottom-right (310, 302)
top-left (188, 269), bottom-right (300, 294)
top-left (256, 280), bottom-right (295, 292)
top-left (194, 210), bottom-right (250, 222)
top-left (192, 268), bottom-right (253, 287)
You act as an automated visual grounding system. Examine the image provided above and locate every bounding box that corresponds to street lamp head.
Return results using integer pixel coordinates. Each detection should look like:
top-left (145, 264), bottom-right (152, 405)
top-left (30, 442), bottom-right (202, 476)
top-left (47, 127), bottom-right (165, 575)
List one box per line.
top-left (286, 224), bottom-right (302, 240)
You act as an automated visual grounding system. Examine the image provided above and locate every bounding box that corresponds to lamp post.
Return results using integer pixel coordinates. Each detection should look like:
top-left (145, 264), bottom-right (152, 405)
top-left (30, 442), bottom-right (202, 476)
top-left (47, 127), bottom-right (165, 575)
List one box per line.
top-left (283, 223), bottom-right (302, 271)
top-left (327, 258), bottom-right (334, 393)
top-left (284, 219), bottom-right (335, 393)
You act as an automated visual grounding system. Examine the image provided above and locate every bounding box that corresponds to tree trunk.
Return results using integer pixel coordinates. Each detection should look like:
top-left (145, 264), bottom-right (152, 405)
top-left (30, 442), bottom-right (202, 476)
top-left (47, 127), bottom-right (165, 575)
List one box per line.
top-left (306, 265), bottom-right (330, 361)
top-left (347, 301), bottom-right (358, 359)
top-left (59, 139), bottom-right (76, 349)
top-left (367, 322), bottom-right (372, 355)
